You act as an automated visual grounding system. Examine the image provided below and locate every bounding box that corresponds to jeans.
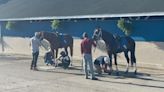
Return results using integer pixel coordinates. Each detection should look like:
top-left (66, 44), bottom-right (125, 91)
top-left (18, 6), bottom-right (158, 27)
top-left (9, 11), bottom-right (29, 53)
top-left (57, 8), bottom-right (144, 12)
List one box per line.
top-left (45, 59), bottom-right (53, 65)
top-left (31, 51), bottom-right (39, 68)
top-left (83, 54), bottom-right (95, 78)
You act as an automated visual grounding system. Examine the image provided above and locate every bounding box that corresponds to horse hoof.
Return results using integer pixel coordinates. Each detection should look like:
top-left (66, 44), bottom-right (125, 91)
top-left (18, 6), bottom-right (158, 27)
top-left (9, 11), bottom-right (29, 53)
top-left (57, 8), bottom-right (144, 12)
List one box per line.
top-left (125, 71), bottom-right (128, 74)
top-left (131, 63), bottom-right (134, 67)
top-left (134, 70), bottom-right (137, 75)
top-left (116, 72), bottom-right (119, 76)
top-left (108, 72), bottom-right (112, 75)
top-left (108, 70), bottom-right (113, 75)
top-left (45, 63), bottom-right (49, 66)
top-left (70, 63), bottom-right (73, 66)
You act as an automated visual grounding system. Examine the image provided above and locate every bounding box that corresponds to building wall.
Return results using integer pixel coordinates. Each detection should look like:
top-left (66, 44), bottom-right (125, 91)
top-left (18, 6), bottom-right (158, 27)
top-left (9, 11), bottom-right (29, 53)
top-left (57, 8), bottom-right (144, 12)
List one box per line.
top-left (1, 18), bottom-right (164, 41)
top-left (1, 18), bottom-right (164, 66)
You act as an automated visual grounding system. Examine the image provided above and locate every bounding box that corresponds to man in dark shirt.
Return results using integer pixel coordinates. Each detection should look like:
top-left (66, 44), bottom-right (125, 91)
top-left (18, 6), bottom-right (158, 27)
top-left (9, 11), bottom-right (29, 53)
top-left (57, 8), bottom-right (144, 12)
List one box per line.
top-left (81, 32), bottom-right (98, 80)
top-left (30, 32), bottom-right (41, 70)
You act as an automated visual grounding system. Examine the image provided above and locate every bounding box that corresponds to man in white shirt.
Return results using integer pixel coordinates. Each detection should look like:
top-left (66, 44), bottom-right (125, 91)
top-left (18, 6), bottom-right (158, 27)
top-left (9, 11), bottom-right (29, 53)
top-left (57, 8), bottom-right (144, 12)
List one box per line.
top-left (30, 32), bottom-right (41, 70)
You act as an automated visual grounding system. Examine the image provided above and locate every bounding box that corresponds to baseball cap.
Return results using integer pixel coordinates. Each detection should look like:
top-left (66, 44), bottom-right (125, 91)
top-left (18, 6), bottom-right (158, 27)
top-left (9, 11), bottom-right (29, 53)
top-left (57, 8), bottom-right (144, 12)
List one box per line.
top-left (104, 56), bottom-right (110, 64)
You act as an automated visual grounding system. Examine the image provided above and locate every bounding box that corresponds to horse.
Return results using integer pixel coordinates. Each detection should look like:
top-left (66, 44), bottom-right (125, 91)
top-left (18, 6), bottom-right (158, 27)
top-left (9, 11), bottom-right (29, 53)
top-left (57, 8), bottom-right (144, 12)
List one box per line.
top-left (38, 31), bottom-right (74, 64)
top-left (92, 28), bottom-right (137, 75)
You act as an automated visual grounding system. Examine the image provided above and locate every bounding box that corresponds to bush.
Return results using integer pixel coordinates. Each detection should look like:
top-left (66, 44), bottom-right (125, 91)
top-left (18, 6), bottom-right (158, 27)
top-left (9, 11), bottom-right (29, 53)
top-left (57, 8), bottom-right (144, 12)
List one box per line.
top-left (5, 21), bottom-right (15, 30)
top-left (51, 19), bottom-right (60, 31)
top-left (117, 18), bottom-right (132, 36)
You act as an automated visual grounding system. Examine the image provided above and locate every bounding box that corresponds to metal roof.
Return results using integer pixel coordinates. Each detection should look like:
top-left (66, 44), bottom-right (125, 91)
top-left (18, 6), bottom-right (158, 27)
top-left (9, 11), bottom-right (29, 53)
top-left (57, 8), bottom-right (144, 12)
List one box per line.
top-left (0, 0), bottom-right (164, 21)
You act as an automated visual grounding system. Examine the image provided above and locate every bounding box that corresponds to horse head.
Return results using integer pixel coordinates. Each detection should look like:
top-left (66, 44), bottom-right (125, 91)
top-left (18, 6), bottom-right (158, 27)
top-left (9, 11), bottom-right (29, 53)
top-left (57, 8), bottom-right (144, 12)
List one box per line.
top-left (92, 27), bottom-right (103, 42)
top-left (37, 31), bottom-right (45, 41)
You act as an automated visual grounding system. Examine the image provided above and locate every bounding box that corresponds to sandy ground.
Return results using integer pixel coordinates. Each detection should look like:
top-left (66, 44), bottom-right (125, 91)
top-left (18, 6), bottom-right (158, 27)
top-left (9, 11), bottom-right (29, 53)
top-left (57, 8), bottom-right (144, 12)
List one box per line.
top-left (0, 51), bottom-right (164, 92)
top-left (0, 37), bottom-right (164, 92)
top-left (1, 37), bottom-right (164, 69)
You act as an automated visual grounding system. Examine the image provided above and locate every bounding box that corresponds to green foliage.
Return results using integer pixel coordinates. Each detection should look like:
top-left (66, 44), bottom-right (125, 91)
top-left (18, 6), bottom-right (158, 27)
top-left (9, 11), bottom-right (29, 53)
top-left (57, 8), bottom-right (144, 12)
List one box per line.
top-left (51, 19), bottom-right (60, 31)
top-left (5, 21), bottom-right (15, 30)
top-left (117, 18), bottom-right (132, 36)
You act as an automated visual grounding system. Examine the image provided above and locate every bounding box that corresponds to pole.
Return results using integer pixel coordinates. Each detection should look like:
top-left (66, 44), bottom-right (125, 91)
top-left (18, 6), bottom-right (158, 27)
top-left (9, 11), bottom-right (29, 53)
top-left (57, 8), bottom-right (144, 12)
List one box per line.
top-left (0, 24), bottom-right (4, 52)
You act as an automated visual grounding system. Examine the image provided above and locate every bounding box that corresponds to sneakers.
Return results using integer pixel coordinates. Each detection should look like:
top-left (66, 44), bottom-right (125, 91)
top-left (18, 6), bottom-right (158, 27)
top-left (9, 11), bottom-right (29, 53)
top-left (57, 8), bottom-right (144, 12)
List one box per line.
top-left (33, 67), bottom-right (38, 71)
top-left (85, 77), bottom-right (98, 80)
top-left (30, 67), bottom-right (38, 71)
top-left (91, 77), bottom-right (98, 80)
top-left (85, 77), bottom-right (89, 79)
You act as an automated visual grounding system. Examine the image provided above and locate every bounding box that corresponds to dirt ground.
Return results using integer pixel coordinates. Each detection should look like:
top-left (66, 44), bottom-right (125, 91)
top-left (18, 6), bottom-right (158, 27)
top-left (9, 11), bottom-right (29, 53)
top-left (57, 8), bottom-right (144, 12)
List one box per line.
top-left (2, 37), bottom-right (164, 68)
top-left (0, 53), bottom-right (164, 92)
top-left (0, 37), bottom-right (164, 92)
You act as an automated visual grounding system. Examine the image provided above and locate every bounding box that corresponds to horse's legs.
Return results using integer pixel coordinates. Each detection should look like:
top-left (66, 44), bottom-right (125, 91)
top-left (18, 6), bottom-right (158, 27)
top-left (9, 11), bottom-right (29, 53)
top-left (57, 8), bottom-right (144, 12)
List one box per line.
top-left (64, 47), bottom-right (72, 66)
top-left (52, 49), bottom-right (58, 67)
top-left (114, 53), bottom-right (119, 75)
top-left (69, 45), bottom-right (73, 65)
top-left (124, 51), bottom-right (130, 73)
top-left (131, 50), bottom-right (137, 74)
top-left (108, 54), bottom-right (113, 75)
top-left (51, 49), bottom-right (57, 66)
top-left (64, 47), bottom-right (68, 55)
top-left (70, 45), bottom-right (73, 57)
top-left (51, 49), bottom-right (55, 59)
top-left (56, 49), bottom-right (58, 58)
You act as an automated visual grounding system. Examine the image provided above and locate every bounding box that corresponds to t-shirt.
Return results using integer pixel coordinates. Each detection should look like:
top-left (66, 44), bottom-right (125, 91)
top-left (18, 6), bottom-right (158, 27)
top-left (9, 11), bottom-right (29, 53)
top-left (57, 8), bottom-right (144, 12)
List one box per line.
top-left (94, 56), bottom-right (106, 65)
top-left (30, 36), bottom-right (41, 53)
top-left (81, 38), bottom-right (96, 54)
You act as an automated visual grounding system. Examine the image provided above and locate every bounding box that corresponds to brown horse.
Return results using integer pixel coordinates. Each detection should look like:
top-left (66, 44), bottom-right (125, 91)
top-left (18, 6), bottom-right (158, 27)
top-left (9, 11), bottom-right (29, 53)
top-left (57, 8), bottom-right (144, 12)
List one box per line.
top-left (92, 28), bottom-right (137, 75)
top-left (39, 31), bottom-right (73, 63)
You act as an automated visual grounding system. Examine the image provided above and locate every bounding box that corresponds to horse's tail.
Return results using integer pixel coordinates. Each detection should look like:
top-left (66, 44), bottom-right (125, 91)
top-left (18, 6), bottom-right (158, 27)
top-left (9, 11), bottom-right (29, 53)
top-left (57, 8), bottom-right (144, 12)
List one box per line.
top-left (70, 37), bottom-right (74, 57)
top-left (129, 37), bottom-right (136, 65)
top-left (131, 48), bottom-right (136, 65)
top-left (69, 37), bottom-right (74, 66)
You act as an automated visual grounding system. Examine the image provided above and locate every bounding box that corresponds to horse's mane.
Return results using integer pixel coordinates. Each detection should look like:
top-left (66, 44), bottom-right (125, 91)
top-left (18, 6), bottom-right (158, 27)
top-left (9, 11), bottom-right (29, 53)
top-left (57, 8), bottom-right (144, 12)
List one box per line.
top-left (43, 31), bottom-right (56, 35)
top-left (41, 31), bottom-right (57, 41)
top-left (101, 30), bottom-right (115, 42)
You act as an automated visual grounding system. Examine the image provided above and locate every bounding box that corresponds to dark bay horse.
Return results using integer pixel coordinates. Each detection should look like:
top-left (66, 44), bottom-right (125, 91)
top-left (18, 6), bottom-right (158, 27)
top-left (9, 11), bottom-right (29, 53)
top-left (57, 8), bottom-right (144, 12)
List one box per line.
top-left (92, 28), bottom-right (137, 75)
top-left (39, 31), bottom-right (73, 63)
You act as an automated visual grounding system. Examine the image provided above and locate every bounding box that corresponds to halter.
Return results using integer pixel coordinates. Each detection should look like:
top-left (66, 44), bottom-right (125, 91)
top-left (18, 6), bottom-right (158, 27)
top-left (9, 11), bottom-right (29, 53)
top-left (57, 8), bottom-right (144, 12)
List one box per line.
top-left (94, 28), bottom-right (102, 40)
top-left (37, 32), bottom-right (44, 41)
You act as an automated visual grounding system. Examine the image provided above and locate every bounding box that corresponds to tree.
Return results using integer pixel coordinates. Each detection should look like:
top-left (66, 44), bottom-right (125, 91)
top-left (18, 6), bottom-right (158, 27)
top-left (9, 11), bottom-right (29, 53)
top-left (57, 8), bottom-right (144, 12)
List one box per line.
top-left (117, 18), bottom-right (133, 36)
top-left (51, 19), bottom-right (60, 31)
top-left (0, 24), bottom-right (4, 52)
top-left (5, 21), bottom-right (15, 30)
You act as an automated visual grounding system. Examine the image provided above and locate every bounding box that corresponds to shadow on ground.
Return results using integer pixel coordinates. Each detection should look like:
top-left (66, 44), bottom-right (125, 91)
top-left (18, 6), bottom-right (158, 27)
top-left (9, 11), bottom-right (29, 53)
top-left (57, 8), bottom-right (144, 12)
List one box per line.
top-left (154, 42), bottom-right (164, 50)
top-left (98, 70), bottom-right (164, 89)
top-left (37, 66), bottom-right (164, 88)
top-left (37, 66), bottom-right (155, 80)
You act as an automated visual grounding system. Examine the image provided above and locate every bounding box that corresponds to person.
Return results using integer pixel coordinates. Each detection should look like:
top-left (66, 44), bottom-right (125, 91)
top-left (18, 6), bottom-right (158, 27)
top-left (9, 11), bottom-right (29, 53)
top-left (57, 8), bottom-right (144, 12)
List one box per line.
top-left (30, 32), bottom-right (41, 70)
top-left (81, 32), bottom-right (98, 80)
top-left (44, 49), bottom-right (54, 66)
top-left (94, 56), bottom-right (111, 75)
top-left (57, 51), bottom-right (70, 69)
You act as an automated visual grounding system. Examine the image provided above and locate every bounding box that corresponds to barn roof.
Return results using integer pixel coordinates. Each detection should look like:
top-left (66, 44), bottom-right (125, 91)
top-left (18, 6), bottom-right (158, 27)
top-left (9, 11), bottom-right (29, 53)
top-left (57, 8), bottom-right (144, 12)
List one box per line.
top-left (0, 0), bottom-right (164, 21)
